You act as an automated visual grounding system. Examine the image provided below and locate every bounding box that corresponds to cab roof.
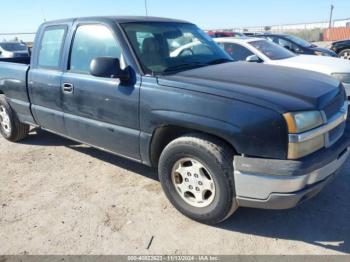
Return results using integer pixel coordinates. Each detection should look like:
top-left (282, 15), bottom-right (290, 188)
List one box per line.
top-left (42, 16), bottom-right (191, 25)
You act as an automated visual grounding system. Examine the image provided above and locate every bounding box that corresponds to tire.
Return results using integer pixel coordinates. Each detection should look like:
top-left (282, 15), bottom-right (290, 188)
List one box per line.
top-left (158, 133), bottom-right (238, 224)
top-left (339, 49), bottom-right (350, 60)
top-left (0, 95), bottom-right (30, 142)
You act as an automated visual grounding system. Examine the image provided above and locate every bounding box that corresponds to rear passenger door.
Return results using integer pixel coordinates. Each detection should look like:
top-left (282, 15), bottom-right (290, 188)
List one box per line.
top-left (28, 24), bottom-right (70, 134)
top-left (60, 23), bottom-right (141, 160)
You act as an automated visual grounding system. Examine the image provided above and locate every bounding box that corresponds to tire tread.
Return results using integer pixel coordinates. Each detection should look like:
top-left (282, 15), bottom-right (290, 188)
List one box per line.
top-left (159, 133), bottom-right (237, 224)
top-left (0, 94), bottom-right (30, 142)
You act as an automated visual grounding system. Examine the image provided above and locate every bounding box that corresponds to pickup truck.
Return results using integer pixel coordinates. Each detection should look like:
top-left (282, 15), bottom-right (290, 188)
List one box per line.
top-left (0, 16), bottom-right (349, 224)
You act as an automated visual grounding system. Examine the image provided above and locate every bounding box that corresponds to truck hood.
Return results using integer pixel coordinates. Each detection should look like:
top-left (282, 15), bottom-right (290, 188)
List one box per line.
top-left (269, 55), bottom-right (350, 76)
top-left (157, 62), bottom-right (342, 113)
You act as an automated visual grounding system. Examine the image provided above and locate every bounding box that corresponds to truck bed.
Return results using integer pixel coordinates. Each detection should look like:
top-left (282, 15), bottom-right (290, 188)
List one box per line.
top-left (0, 59), bottom-right (33, 124)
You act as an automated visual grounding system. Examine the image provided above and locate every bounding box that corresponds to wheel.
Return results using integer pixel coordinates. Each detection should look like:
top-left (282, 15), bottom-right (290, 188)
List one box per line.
top-left (339, 49), bottom-right (350, 60)
top-left (158, 133), bottom-right (238, 224)
top-left (0, 95), bottom-right (30, 142)
top-left (179, 48), bottom-right (194, 57)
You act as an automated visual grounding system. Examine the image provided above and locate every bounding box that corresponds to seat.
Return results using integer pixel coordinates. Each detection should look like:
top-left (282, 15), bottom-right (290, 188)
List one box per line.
top-left (140, 37), bottom-right (164, 69)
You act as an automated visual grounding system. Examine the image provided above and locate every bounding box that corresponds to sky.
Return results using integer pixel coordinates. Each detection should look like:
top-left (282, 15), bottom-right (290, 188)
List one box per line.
top-left (0, 0), bottom-right (349, 41)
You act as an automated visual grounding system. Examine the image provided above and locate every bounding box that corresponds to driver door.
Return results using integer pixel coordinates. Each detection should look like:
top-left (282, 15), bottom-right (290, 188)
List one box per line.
top-left (61, 23), bottom-right (141, 160)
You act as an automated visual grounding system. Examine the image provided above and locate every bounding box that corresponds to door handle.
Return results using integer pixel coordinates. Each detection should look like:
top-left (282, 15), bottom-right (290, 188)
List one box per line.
top-left (62, 83), bottom-right (74, 94)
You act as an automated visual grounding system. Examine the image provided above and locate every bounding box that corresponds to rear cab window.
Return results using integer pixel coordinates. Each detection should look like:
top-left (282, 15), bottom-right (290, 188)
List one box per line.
top-left (38, 26), bottom-right (67, 68)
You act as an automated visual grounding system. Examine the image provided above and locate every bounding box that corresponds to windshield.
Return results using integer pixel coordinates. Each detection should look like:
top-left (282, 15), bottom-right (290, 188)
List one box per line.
top-left (250, 40), bottom-right (296, 60)
top-left (0, 42), bottom-right (28, 52)
top-left (121, 22), bottom-right (232, 75)
top-left (284, 35), bottom-right (312, 48)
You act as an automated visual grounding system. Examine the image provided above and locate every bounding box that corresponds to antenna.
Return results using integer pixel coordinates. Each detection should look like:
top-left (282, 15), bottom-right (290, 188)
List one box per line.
top-left (144, 0), bottom-right (149, 17)
top-left (41, 8), bottom-right (47, 22)
top-left (329, 4), bottom-right (334, 28)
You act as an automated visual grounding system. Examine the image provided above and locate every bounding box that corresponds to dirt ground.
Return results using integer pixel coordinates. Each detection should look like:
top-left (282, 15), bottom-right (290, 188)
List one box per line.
top-left (0, 129), bottom-right (350, 255)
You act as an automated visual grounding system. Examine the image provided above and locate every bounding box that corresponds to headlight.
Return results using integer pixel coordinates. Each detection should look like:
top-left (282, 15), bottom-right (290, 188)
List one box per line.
top-left (284, 111), bottom-right (325, 159)
top-left (283, 111), bottom-right (323, 133)
top-left (332, 73), bottom-right (350, 84)
top-left (314, 51), bottom-right (330, 56)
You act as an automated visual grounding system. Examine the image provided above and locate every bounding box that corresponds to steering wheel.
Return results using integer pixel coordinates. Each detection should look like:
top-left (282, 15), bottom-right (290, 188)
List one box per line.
top-left (179, 48), bottom-right (194, 57)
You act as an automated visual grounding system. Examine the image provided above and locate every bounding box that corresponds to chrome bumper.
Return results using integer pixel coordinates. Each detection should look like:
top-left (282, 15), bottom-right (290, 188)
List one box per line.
top-left (234, 146), bottom-right (350, 209)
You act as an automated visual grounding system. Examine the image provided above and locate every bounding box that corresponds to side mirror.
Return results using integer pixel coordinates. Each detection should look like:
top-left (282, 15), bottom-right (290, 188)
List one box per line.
top-left (246, 55), bottom-right (261, 63)
top-left (90, 57), bottom-right (130, 82)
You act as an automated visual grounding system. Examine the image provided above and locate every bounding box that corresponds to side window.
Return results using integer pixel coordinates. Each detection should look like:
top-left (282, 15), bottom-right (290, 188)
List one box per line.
top-left (266, 36), bottom-right (279, 44)
top-left (277, 38), bottom-right (293, 50)
top-left (70, 24), bottom-right (122, 73)
top-left (276, 38), bottom-right (298, 52)
top-left (38, 26), bottom-right (66, 68)
top-left (224, 43), bottom-right (254, 61)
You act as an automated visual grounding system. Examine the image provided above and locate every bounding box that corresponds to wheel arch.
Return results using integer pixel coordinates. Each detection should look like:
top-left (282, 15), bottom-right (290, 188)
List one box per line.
top-left (148, 124), bottom-right (239, 167)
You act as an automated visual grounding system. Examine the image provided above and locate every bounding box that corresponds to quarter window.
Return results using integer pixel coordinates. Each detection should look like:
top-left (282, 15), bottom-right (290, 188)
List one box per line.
top-left (70, 24), bottom-right (122, 73)
top-left (38, 27), bottom-right (66, 68)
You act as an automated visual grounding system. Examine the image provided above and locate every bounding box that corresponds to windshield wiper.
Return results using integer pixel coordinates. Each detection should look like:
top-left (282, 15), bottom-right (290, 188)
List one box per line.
top-left (207, 58), bottom-right (233, 65)
top-left (163, 62), bottom-right (208, 74)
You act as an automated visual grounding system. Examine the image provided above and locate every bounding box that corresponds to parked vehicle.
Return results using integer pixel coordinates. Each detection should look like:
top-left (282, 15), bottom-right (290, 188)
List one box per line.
top-left (215, 37), bottom-right (350, 100)
top-left (0, 42), bottom-right (29, 58)
top-left (256, 33), bottom-right (338, 57)
top-left (328, 39), bottom-right (350, 60)
top-left (242, 32), bottom-right (257, 37)
top-left (0, 16), bottom-right (349, 224)
top-left (207, 31), bottom-right (245, 38)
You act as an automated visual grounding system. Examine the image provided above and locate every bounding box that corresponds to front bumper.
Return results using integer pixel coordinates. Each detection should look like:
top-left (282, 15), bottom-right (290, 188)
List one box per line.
top-left (234, 119), bottom-right (350, 210)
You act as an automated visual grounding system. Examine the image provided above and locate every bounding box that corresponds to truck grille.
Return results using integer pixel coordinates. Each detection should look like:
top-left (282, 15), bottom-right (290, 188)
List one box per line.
top-left (328, 121), bottom-right (346, 146)
top-left (323, 92), bottom-right (347, 147)
top-left (323, 91), bottom-right (345, 119)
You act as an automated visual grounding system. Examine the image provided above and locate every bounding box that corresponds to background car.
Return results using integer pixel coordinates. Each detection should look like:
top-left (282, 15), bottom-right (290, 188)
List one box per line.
top-left (215, 37), bottom-right (350, 100)
top-left (207, 31), bottom-right (245, 38)
top-left (0, 41), bottom-right (29, 58)
top-left (242, 32), bottom-right (258, 37)
top-left (256, 33), bottom-right (338, 57)
top-left (329, 39), bottom-right (350, 60)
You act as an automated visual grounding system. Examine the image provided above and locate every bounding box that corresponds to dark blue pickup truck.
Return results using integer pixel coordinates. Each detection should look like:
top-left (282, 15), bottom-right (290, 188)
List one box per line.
top-left (0, 16), bottom-right (349, 224)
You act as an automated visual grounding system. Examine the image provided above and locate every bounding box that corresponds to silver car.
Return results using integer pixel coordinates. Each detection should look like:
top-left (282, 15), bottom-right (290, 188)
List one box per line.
top-left (0, 42), bottom-right (29, 58)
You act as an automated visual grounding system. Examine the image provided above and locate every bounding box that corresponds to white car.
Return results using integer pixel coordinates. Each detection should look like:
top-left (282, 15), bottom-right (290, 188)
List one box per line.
top-left (214, 37), bottom-right (350, 99)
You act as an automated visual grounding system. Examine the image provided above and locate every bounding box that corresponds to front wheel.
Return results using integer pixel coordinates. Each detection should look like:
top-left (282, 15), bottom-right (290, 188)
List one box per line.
top-left (339, 49), bottom-right (350, 60)
top-left (158, 133), bottom-right (238, 224)
top-left (0, 95), bottom-right (30, 142)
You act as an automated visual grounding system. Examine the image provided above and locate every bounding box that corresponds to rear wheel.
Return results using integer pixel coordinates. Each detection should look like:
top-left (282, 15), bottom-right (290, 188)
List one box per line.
top-left (339, 49), bottom-right (350, 60)
top-left (158, 133), bottom-right (238, 224)
top-left (0, 95), bottom-right (29, 142)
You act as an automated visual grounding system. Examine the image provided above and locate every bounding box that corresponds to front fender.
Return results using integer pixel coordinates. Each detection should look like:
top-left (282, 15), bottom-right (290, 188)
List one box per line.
top-left (140, 79), bottom-right (288, 164)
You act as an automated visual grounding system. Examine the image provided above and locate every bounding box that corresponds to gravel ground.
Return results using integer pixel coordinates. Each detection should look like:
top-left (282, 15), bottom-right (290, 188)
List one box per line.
top-left (0, 129), bottom-right (350, 255)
